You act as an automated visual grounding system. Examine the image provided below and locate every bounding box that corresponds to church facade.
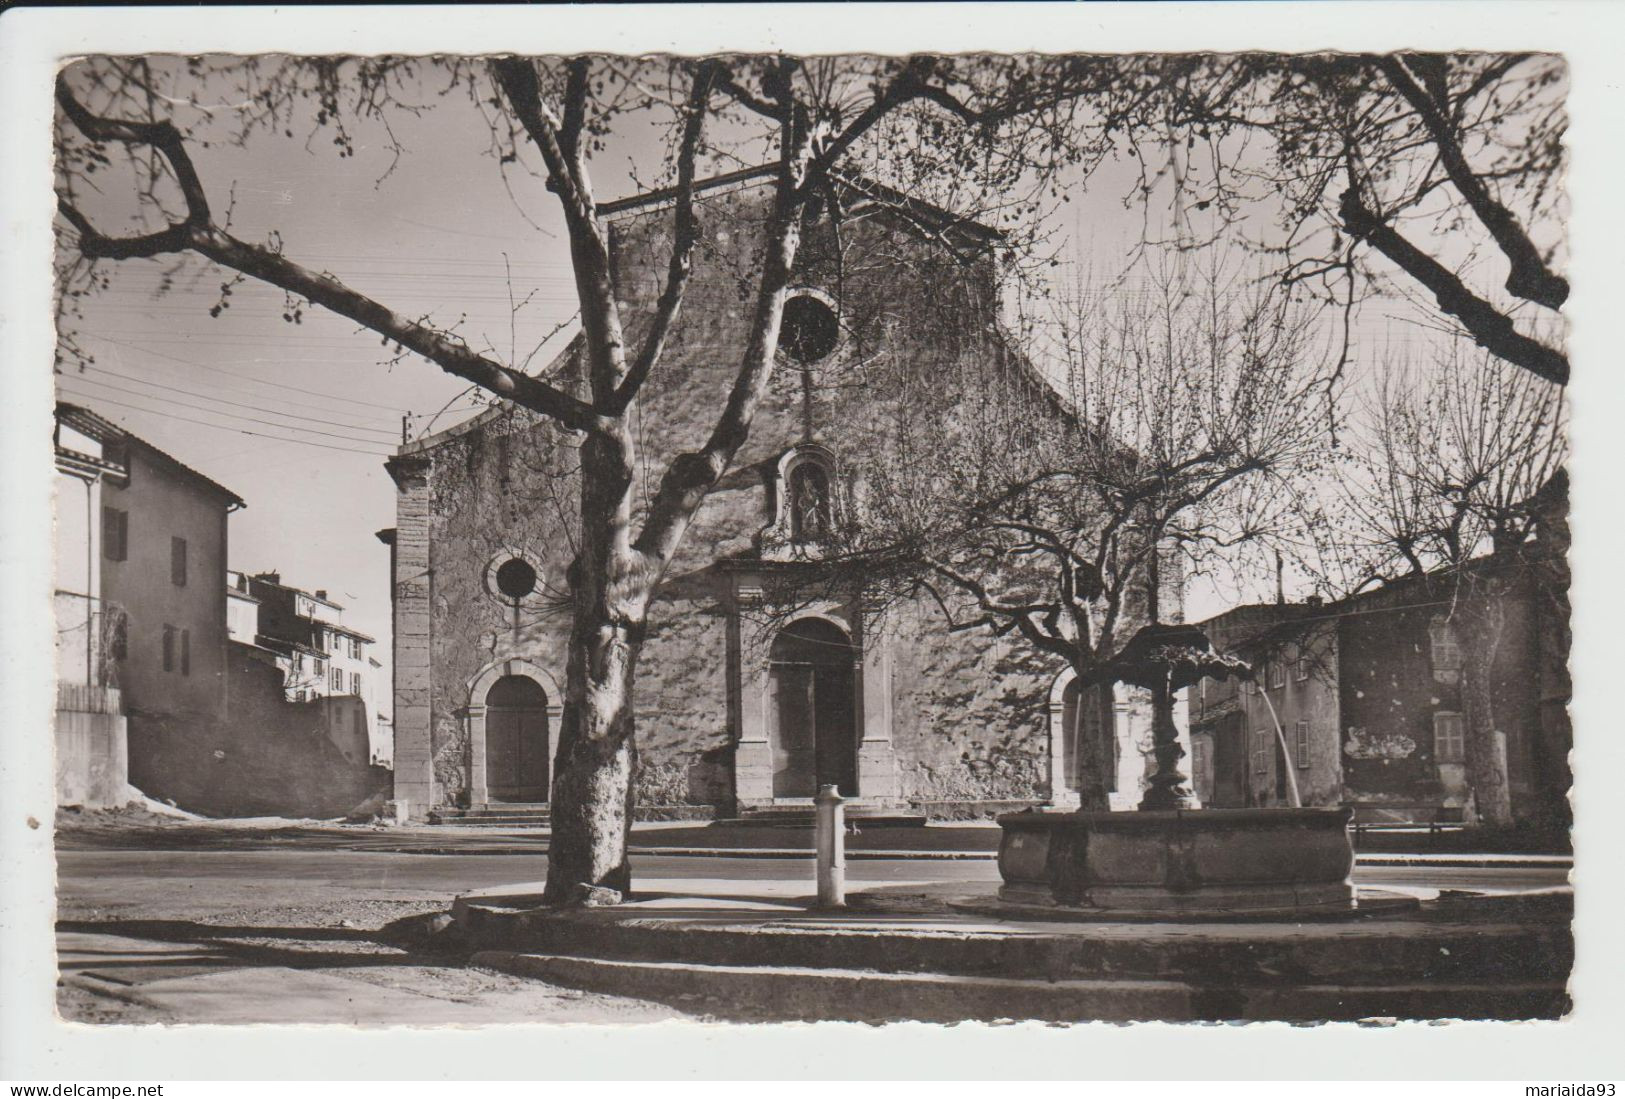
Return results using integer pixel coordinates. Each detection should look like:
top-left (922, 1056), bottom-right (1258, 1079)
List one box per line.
top-left (380, 168), bottom-right (1178, 822)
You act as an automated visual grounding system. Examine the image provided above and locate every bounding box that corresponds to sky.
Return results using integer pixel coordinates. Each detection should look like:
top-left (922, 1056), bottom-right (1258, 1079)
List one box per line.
top-left (52, 55), bottom-right (1554, 696)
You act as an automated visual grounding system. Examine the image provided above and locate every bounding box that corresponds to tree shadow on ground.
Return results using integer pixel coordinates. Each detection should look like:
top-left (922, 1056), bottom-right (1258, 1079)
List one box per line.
top-left (57, 915), bottom-right (468, 971)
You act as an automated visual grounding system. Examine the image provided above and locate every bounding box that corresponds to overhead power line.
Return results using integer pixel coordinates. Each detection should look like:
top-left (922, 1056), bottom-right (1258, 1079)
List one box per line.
top-left (67, 373), bottom-right (396, 447)
top-left (83, 331), bottom-right (418, 413)
top-left (80, 331), bottom-right (495, 422)
top-left (81, 365), bottom-right (403, 438)
top-left (56, 385), bottom-right (396, 458)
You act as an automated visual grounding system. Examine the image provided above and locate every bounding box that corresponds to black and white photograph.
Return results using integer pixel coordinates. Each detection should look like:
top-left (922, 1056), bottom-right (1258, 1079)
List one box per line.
top-left (3, 0), bottom-right (1622, 1085)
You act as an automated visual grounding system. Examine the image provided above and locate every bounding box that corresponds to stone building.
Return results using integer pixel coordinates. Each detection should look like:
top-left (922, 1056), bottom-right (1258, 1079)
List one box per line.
top-left (54, 403), bottom-right (129, 808)
top-left (1188, 534), bottom-right (1571, 832)
top-left (381, 168), bottom-right (1174, 822)
top-left (229, 570), bottom-right (383, 764)
top-left (77, 402), bottom-right (245, 801)
top-left (1188, 603), bottom-right (1341, 811)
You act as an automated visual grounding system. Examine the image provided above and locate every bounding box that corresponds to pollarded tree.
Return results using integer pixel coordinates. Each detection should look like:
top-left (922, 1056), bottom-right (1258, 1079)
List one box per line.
top-left (53, 53), bottom-right (1147, 900)
top-left (830, 267), bottom-right (1334, 809)
top-left (1323, 348), bottom-right (1568, 826)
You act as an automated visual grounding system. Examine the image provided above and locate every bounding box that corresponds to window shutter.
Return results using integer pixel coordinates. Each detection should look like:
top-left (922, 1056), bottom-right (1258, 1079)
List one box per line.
top-left (102, 507), bottom-right (127, 561)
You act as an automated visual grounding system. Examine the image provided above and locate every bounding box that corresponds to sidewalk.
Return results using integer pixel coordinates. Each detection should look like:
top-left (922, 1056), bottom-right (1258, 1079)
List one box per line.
top-left (57, 926), bottom-right (684, 1025)
top-left (56, 813), bottom-right (1575, 868)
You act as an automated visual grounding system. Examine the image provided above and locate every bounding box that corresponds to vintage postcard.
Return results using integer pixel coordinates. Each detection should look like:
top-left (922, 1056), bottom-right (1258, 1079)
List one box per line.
top-left (2, 1), bottom-right (1619, 1086)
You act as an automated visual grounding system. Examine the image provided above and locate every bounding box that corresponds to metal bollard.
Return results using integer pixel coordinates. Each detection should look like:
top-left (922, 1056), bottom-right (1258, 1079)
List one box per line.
top-left (814, 783), bottom-right (846, 908)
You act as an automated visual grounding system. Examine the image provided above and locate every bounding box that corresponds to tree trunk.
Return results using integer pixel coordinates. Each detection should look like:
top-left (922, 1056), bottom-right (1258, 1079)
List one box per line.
top-left (542, 426), bottom-right (652, 903)
top-left (1456, 580), bottom-right (1514, 827)
top-left (543, 604), bottom-right (642, 901)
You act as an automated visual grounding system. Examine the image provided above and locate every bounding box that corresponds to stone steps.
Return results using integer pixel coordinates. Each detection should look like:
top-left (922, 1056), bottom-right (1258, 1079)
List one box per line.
top-left (430, 805), bottom-right (551, 827)
top-left (719, 806), bottom-right (927, 828)
top-left (429, 804), bottom-right (717, 827)
top-left (457, 902), bottom-right (1573, 989)
top-left (472, 949), bottom-right (1570, 1024)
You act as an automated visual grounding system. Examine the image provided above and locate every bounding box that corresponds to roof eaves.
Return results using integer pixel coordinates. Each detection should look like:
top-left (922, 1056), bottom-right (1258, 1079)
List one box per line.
top-left (124, 433), bottom-right (246, 508)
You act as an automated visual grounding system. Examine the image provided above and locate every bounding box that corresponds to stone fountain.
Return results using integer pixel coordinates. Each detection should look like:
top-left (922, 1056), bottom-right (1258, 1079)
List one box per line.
top-left (996, 623), bottom-right (1357, 916)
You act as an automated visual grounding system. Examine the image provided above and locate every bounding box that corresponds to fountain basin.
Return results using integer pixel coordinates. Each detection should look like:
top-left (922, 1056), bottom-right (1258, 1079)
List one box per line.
top-left (997, 807), bottom-right (1355, 914)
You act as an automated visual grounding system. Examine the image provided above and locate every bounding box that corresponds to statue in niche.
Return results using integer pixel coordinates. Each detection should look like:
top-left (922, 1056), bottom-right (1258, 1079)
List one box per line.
top-left (788, 462), bottom-right (830, 543)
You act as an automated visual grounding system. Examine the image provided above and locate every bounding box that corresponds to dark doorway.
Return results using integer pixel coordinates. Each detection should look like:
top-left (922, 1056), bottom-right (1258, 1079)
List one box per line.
top-left (769, 618), bottom-right (857, 798)
top-left (486, 674), bottom-right (550, 803)
top-left (1060, 678), bottom-right (1118, 798)
top-left (1210, 712), bottom-right (1247, 808)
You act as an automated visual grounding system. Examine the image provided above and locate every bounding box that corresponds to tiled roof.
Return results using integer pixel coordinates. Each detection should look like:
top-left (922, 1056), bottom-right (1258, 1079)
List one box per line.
top-left (59, 401), bottom-right (246, 507)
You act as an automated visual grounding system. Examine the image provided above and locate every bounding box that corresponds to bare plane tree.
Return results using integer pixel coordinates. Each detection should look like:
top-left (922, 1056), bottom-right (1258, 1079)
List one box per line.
top-left (53, 53), bottom-right (1154, 901)
top-left (1322, 348), bottom-right (1568, 825)
top-left (828, 268), bottom-right (1334, 808)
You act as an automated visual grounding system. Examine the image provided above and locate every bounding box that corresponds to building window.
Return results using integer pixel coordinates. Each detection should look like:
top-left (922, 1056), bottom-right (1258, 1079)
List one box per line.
top-left (1295, 720), bottom-right (1310, 769)
top-left (1268, 660), bottom-right (1285, 690)
top-left (161, 625), bottom-right (176, 672)
top-left (1191, 737), bottom-right (1210, 783)
top-left (315, 657), bottom-right (326, 677)
top-left (777, 292), bottom-right (840, 363)
top-left (495, 557), bottom-right (538, 600)
top-left (331, 667), bottom-right (343, 692)
top-left (1294, 649), bottom-right (1310, 682)
top-left (1434, 711), bottom-right (1466, 764)
top-left (1430, 618), bottom-right (1462, 673)
top-left (180, 629), bottom-right (190, 676)
top-left (102, 507), bottom-right (128, 562)
top-left (170, 536), bottom-right (188, 586)
top-left (1252, 730), bottom-right (1270, 775)
top-left (351, 671), bottom-right (361, 695)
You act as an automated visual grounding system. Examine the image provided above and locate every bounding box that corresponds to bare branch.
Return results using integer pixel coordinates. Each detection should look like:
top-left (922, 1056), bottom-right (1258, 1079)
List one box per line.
top-left (1339, 185), bottom-right (1568, 385)
top-left (1376, 54), bottom-right (1568, 310)
top-left (610, 61), bottom-right (717, 414)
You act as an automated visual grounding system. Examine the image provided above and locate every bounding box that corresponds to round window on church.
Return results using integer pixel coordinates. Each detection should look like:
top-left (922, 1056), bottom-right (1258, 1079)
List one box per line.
top-left (495, 557), bottom-right (538, 600)
top-left (778, 293), bottom-right (839, 363)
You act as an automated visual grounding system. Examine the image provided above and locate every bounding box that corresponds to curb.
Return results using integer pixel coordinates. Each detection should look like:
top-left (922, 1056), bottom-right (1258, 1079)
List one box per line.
top-left (357, 842), bottom-right (1572, 869)
top-left (1353, 854), bottom-right (1572, 869)
top-left (627, 846), bottom-right (994, 860)
top-left (470, 948), bottom-right (1571, 1024)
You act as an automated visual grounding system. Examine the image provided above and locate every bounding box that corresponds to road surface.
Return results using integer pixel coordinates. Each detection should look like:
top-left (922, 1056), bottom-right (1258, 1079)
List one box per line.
top-left (57, 847), bottom-right (1571, 909)
top-left (52, 846), bottom-right (1569, 1025)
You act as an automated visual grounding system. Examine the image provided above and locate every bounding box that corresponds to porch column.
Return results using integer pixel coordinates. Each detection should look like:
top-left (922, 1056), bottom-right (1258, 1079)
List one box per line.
top-left (1046, 693), bottom-right (1081, 808)
top-left (466, 704), bottom-right (488, 807)
top-left (384, 455), bottom-right (434, 819)
top-left (732, 583), bottom-right (775, 806)
top-left (856, 632), bottom-right (900, 802)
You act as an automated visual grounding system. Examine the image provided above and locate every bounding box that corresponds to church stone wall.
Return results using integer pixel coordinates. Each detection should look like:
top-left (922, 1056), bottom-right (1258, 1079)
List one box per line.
top-left (393, 174), bottom-right (1158, 816)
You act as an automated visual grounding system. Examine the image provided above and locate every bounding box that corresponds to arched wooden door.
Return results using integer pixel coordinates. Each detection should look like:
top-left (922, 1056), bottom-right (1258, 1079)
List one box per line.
top-left (769, 619), bottom-right (857, 798)
top-left (486, 674), bottom-right (550, 802)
